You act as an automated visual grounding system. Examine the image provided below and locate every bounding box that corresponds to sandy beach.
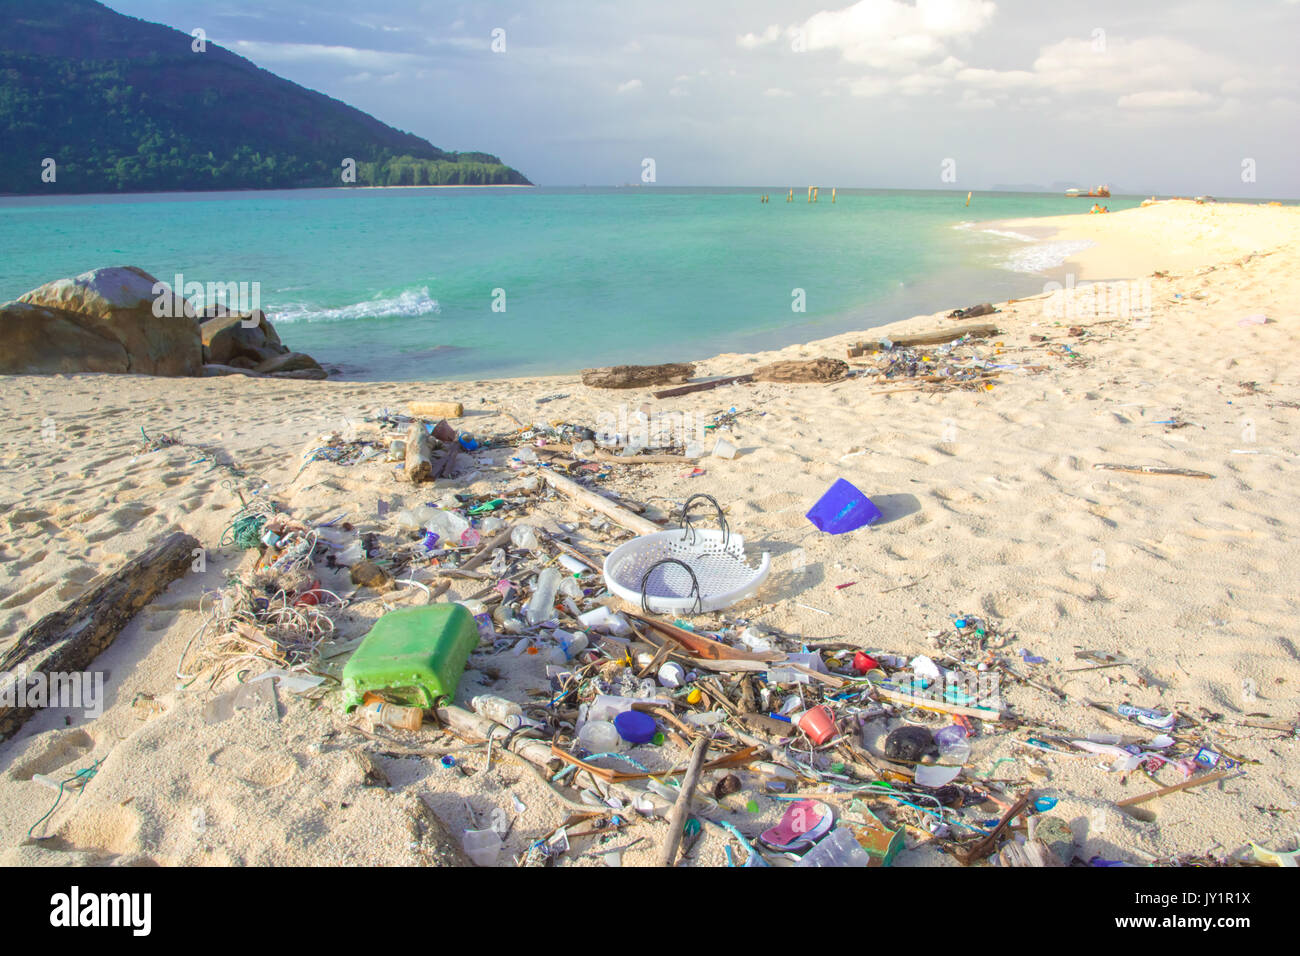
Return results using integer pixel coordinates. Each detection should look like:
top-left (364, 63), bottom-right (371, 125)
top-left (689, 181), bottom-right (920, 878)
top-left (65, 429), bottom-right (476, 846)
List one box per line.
top-left (1, 200), bottom-right (1297, 868)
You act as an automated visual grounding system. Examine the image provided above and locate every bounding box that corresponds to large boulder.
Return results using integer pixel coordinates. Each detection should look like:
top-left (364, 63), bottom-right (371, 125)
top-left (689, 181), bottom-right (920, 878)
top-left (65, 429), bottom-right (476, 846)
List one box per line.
top-left (15, 266), bottom-right (202, 376)
top-left (200, 309), bottom-right (287, 365)
top-left (0, 302), bottom-right (130, 374)
top-left (255, 351), bottom-right (322, 375)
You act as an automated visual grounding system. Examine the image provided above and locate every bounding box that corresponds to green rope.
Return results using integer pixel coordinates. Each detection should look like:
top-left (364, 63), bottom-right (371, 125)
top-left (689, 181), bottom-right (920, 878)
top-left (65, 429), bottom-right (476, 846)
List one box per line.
top-left (28, 758), bottom-right (102, 839)
top-left (222, 513), bottom-right (268, 550)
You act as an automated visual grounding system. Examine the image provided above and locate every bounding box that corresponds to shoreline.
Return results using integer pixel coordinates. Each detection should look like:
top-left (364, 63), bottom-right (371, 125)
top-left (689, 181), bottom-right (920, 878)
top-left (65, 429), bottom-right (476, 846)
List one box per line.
top-left (1, 200), bottom-right (1298, 867)
top-left (972, 200), bottom-right (1300, 282)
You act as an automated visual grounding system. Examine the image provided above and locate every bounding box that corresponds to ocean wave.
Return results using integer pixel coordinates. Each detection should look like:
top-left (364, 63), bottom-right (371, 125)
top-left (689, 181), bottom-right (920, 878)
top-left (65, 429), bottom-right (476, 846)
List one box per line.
top-left (1002, 239), bottom-right (1095, 273)
top-left (270, 286), bottom-right (441, 323)
top-left (978, 227), bottom-right (1040, 242)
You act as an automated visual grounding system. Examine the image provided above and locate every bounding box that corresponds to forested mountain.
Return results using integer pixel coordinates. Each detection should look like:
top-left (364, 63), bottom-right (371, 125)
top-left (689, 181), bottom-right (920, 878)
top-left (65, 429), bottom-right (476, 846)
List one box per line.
top-left (0, 0), bottom-right (531, 193)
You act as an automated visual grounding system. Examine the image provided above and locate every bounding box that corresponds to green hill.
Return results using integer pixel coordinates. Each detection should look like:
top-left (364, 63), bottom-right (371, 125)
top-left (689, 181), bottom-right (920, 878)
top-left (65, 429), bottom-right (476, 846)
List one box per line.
top-left (0, 0), bottom-right (531, 193)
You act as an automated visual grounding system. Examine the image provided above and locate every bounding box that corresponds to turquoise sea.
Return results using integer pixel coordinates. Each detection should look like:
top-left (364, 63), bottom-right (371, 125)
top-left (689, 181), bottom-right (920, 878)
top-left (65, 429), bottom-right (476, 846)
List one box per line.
top-left (0, 187), bottom-right (1144, 380)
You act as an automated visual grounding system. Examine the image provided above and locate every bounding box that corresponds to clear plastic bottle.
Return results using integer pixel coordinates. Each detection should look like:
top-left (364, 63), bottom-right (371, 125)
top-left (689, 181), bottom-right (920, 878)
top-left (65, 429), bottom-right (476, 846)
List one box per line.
top-left (526, 568), bottom-right (562, 624)
top-left (471, 695), bottom-right (524, 729)
top-left (426, 509), bottom-right (469, 541)
top-left (796, 827), bottom-right (869, 867)
top-left (489, 548), bottom-right (508, 576)
top-left (935, 725), bottom-right (972, 766)
top-left (511, 525), bottom-right (539, 550)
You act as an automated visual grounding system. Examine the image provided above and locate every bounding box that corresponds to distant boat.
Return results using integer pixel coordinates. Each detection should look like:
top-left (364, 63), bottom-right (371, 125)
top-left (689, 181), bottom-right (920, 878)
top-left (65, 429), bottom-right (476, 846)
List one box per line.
top-left (1067, 184), bottom-right (1110, 198)
top-left (1064, 187), bottom-right (1081, 197)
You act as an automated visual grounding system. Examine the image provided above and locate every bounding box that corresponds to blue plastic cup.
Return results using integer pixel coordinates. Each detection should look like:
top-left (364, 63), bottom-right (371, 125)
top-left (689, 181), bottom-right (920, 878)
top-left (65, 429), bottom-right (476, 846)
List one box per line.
top-left (806, 479), bottom-right (882, 534)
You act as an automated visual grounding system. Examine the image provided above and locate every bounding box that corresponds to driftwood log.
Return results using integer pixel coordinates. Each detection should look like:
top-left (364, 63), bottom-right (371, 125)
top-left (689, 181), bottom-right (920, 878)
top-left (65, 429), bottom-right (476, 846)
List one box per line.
top-left (653, 374), bottom-right (754, 399)
top-left (847, 322), bottom-right (999, 357)
top-left (753, 358), bottom-right (849, 383)
top-left (656, 737), bottom-right (710, 867)
top-left (408, 401), bottom-right (464, 419)
top-left (948, 302), bottom-right (996, 320)
top-left (0, 530), bottom-right (199, 742)
top-left (538, 470), bottom-right (660, 535)
top-left (581, 363), bottom-right (695, 389)
top-left (404, 422), bottom-right (436, 483)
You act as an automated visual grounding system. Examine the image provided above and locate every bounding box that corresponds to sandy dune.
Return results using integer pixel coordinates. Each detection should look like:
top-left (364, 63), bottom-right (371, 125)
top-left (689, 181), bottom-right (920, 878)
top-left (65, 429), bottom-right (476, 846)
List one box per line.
top-left (1, 201), bottom-right (1297, 867)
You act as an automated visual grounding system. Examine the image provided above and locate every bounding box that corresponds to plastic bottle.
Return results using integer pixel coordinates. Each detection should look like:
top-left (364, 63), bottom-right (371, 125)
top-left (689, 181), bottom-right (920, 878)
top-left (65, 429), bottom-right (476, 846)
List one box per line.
top-left (489, 548), bottom-right (508, 576)
top-left (796, 827), bottom-right (869, 867)
top-left (935, 724), bottom-right (972, 766)
top-left (471, 695), bottom-right (524, 729)
top-left (511, 525), bottom-right (540, 550)
top-left (574, 440), bottom-right (597, 457)
top-left (425, 509), bottom-right (470, 542)
top-left (526, 568), bottom-right (562, 624)
top-left (361, 697), bottom-right (423, 731)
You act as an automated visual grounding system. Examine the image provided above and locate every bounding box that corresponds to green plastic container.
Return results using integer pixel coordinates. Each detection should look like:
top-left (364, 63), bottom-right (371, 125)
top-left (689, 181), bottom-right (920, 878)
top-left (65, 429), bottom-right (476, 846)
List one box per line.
top-left (341, 604), bottom-right (478, 711)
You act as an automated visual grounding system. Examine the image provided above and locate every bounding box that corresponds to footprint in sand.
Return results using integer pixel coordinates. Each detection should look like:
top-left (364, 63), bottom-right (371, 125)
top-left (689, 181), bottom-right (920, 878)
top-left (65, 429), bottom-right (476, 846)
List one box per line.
top-left (7, 729), bottom-right (96, 781)
top-left (209, 745), bottom-right (299, 789)
top-left (54, 566), bottom-right (98, 601)
top-left (0, 579), bottom-right (56, 609)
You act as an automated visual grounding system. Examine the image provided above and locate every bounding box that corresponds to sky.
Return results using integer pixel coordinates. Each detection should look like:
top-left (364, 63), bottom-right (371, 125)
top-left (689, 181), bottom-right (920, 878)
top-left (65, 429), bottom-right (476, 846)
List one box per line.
top-left (107, 0), bottom-right (1300, 196)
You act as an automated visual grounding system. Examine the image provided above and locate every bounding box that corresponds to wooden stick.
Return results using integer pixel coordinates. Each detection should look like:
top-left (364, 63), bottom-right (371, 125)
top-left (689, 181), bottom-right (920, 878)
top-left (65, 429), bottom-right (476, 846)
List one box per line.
top-left (1093, 463), bottom-right (1213, 479)
top-left (404, 422), bottom-right (435, 483)
top-left (953, 791), bottom-right (1030, 865)
top-left (1116, 770), bottom-right (1233, 808)
top-left (653, 374), bottom-right (755, 399)
top-left (0, 531), bottom-right (199, 741)
top-left (657, 737), bottom-right (710, 867)
top-left (460, 524), bottom-right (516, 572)
top-left (538, 469), bottom-right (661, 535)
top-left (409, 401), bottom-right (463, 419)
top-left (847, 323), bottom-right (998, 357)
top-left (874, 685), bottom-right (1008, 721)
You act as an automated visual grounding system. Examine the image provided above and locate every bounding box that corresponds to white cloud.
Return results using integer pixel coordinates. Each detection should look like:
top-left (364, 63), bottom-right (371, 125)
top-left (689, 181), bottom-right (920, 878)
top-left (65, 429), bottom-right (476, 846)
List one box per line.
top-left (616, 79), bottom-right (643, 94)
top-left (737, 25), bottom-right (781, 49)
top-left (232, 41), bottom-right (430, 70)
top-left (1117, 89), bottom-right (1214, 110)
top-left (763, 87), bottom-right (794, 97)
top-left (790, 0), bottom-right (996, 69)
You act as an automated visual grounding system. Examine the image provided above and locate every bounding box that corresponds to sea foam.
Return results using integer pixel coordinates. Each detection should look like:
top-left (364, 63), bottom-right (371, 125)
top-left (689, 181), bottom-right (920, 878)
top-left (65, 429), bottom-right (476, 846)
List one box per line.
top-left (270, 286), bottom-right (441, 323)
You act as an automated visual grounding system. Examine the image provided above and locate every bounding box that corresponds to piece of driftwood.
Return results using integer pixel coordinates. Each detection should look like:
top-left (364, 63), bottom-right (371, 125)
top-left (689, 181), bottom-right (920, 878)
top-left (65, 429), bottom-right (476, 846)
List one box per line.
top-left (1093, 463), bottom-right (1214, 479)
top-left (538, 469), bottom-right (660, 535)
top-left (847, 322), bottom-right (999, 357)
top-left (753, 358), bottom-right (849, 383)
top-left (0, 530), bottom-right (199, 742)
top-left (460, 524), bottom-right (516, 572)
top-left (874, 685), bottom-right (1007, 721)
top-left (653, 374), bottom-right (754, 399)
top-left (581, 363), bottom-right (695, 389)
top-left (627, 612), bottom-right (783, 663)
top-left (409, 401), bottom-right (463, 418)
top-left (404, 422), bottom-right (435, 483)
top-left (1116, 770), bottom-right (1232, 808)
top-left (948, 302), bottom-right (996, 320)
top-left (953, 791), bottom-right (1030, 866)
top-left (657, 737), bottom-right (710, 867)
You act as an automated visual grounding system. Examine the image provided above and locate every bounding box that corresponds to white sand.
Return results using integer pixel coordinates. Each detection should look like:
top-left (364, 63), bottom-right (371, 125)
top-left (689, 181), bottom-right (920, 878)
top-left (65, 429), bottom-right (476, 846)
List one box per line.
top-left (1, 200), bottom-right (1298, 867)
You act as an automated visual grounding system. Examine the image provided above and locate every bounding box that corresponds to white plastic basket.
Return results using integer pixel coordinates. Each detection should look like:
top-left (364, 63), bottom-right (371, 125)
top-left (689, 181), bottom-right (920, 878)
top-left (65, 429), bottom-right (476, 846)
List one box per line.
top-left (602, 495), bottom-right (771, 614)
